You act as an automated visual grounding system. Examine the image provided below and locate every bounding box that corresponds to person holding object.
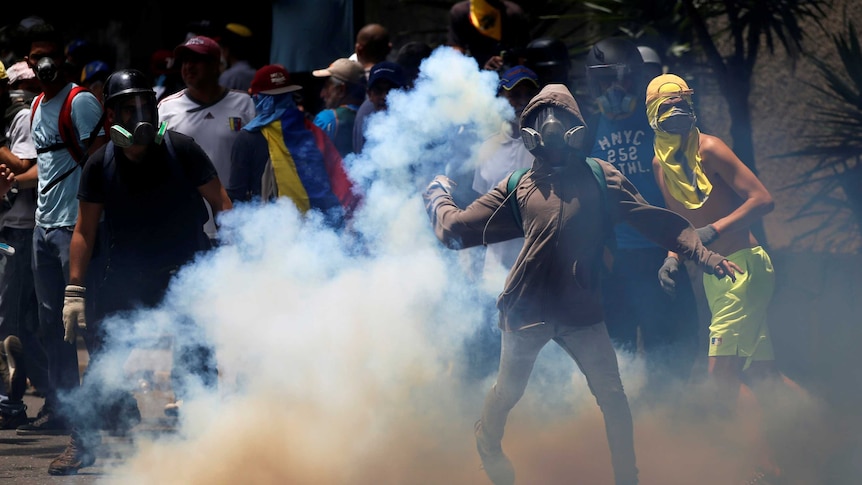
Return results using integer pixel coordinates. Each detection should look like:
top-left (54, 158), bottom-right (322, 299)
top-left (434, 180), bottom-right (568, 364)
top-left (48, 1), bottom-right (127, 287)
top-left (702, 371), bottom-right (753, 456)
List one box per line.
top-left (647, 73), bottom-right (807, 484)
top-left (49, 69), bottom-right (231, 475)
top-left (424, 83), bottom-right (741, 485)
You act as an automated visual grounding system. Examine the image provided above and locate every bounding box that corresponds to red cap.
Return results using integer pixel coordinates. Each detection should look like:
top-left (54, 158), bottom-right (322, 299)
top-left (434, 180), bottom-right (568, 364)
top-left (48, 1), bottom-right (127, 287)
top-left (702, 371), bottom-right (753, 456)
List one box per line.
top-left (250, 65), bottom-right (302, 95)
top-left (174, 35), bottom-right (221, 62)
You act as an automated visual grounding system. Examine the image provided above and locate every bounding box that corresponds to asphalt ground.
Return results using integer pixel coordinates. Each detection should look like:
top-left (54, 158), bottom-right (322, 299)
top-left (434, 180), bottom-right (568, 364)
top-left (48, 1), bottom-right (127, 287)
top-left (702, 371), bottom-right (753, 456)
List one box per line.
top-left (0, 341), bottom-right (176, 484)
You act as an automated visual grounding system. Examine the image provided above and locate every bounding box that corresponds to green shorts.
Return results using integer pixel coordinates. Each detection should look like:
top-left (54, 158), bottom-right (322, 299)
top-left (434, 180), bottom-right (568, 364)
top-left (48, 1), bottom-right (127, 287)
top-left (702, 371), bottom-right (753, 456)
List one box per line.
top-left (702, 246), bottom-right (775, 369)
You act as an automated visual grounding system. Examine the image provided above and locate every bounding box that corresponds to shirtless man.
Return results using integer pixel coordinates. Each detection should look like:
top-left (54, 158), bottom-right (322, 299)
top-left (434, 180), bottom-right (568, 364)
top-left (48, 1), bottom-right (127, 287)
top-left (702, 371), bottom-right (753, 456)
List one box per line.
top-left (647, 73), bottom-right (804, 483)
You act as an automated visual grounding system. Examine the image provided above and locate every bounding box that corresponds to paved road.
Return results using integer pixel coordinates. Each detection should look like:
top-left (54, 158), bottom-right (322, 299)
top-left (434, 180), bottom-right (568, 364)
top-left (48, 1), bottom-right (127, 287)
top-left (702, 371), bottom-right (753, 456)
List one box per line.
top-left (0, 343), bottom-right (175, 483)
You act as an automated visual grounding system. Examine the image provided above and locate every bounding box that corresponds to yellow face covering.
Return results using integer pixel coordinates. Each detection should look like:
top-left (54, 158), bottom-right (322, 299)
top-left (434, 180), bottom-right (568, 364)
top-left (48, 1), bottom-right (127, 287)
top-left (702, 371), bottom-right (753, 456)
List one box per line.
top-left (470, 0), bottom-right (502, 41)
top-left (645, 74), bottom-right (712, 209)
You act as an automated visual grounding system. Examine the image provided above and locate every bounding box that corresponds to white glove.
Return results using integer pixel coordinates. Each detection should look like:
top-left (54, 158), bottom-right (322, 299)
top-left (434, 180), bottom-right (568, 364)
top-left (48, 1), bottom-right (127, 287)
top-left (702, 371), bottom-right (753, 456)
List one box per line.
top-left (426, 175), bottom-right (456, 195)
top-left (62, 285), bottom-right (87, 344)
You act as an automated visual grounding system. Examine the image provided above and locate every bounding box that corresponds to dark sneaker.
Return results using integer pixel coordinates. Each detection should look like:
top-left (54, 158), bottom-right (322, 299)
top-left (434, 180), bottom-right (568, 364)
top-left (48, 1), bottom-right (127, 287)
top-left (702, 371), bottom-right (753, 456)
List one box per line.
top-left (475, 420), bottom-right (515, 485)
top-left (0, 401), bottom-right (28, 430)
top-left (16, 405), bottom-right (70, 436)
top-left (48, 433), bottom-right (96, 476)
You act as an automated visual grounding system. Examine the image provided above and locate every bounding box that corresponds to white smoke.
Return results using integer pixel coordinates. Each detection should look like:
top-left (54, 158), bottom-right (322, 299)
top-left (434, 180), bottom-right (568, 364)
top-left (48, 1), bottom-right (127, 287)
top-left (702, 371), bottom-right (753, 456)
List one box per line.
top-left (76, 47), bottom-right (828, 485)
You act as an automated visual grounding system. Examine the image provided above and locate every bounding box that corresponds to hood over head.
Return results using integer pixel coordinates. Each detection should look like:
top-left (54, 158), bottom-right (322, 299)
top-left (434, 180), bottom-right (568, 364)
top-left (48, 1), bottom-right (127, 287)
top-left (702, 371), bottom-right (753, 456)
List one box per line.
top-left (519, 83), bottom-right (585, 130)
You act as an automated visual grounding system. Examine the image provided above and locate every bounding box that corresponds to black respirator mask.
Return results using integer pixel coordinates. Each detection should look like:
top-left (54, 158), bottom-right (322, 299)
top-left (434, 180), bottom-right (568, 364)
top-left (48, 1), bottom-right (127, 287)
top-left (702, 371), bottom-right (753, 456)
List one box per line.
top-left (521, 106), bottom-right (586, 157)
top-left (588, 65), bottom-right (637, 117)
top-left (110, 94), bottom-right (166, 148)
top-left (35, 56), bottom-right (59, 82)
top-left (598, 84), bottom-right (636, 117)
top-left (656, 104), bottom-right (697, 135)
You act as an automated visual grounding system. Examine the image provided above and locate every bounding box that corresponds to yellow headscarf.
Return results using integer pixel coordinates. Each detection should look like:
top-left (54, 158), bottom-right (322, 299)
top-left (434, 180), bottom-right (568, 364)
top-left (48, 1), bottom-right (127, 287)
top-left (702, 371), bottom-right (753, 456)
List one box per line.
top-left (469, 0), bottom-right (502, 41)
top-left (646, 74), bottom-right (712, 209)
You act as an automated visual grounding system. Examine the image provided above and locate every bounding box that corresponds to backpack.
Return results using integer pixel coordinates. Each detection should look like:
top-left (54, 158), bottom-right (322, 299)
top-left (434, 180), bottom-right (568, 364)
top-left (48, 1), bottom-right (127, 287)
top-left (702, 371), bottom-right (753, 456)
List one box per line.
top-left (505, 157), bottom-right (616, 250)
top-left (31, 86), bottom-right (106, 194)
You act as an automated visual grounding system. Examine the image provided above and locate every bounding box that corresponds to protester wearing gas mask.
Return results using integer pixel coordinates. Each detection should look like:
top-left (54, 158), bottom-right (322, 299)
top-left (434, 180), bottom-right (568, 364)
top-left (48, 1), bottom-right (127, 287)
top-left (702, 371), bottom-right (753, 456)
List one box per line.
top-left (424, 83), bottom-right (742, 485)
top-left (13, 24), bottom-right (107, 439)
top-left (584, 37), bottom-right (701, 404)
top-left (647, 73), bottom-right (809, 485)
top-left (48, 69), bottom-right (232, 476)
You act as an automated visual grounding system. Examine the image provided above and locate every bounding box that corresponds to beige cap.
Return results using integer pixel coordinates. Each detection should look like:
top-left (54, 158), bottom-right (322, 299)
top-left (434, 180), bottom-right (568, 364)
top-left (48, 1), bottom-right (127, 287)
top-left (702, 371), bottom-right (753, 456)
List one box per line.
top-left (312, 58), bottom-right (365, 85)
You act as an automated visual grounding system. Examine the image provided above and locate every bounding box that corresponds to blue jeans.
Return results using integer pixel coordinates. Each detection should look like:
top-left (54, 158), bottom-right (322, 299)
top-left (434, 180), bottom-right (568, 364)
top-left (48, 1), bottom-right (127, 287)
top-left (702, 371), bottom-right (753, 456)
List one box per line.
top-left (32, 225), bottom-right (80, 416)
top-left (478, 321), bottom-right (638, 485)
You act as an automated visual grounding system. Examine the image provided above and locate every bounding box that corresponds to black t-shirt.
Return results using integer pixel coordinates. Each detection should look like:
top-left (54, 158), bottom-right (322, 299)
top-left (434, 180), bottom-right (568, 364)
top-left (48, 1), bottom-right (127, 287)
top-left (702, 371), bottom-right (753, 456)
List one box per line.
top-left (447, 0), bottom-right (530, 69)
top-left (79, 130), bottom-right (217, 271)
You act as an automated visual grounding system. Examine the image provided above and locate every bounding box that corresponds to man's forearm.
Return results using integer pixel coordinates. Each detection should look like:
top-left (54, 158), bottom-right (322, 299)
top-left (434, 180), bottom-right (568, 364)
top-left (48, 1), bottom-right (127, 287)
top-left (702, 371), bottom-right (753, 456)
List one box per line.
top-left (0, 147), bottom-right (31, 174)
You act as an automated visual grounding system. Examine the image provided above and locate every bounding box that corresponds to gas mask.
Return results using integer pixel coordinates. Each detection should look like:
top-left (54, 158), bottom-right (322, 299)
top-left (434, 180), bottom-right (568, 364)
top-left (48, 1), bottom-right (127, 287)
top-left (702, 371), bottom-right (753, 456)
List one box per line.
top-left (35, 56), bottom-right (58, 82)
top-left (597, 84), bottom-right (636, 117)
top-left (655, 104), bottom-right (696, 135)
top-left (588, 64), bottom-right (637, 117)
top-left (521, 106), bottom-right (586, 154)
top-left (109, 94), bottom-right (166, 147)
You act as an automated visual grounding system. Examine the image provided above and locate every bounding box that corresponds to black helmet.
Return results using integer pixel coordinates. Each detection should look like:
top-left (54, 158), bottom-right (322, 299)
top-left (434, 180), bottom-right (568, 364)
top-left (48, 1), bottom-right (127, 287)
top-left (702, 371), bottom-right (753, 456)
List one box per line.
top-left (103, 69), bottom-right (162, 147)
top-left (585, 37), bottom-right (645, 117)
top-left (103, 69), bottom-right (155, 108)
top-left (525, 37), bottom-right (570, 86)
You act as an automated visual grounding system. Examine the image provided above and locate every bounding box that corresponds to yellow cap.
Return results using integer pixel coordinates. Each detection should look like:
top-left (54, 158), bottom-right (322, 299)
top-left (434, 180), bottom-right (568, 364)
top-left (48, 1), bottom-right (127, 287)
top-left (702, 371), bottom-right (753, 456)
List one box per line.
top-left (0, 60), bottom-right (7, 81)
top-left (226, 23), bottom-right (252, 37)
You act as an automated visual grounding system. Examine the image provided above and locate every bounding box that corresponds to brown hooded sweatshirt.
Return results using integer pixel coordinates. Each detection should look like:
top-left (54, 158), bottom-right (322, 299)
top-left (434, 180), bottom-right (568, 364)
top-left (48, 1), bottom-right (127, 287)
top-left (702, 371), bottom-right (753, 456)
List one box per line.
top-left (425, 84), bottom-right (725, 331)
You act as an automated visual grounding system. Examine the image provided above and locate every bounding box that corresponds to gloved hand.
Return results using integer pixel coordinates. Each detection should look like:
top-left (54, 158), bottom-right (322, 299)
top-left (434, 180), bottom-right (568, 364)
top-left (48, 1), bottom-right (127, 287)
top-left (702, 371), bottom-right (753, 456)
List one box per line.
top-left (696, 224), bottom-right (719, 245)
top-left (426, 174), bottom-right (456, 195)
top-left (657, 256), bottom-right (680, 297)
top-left (62, 285), bottom-right (86, 344)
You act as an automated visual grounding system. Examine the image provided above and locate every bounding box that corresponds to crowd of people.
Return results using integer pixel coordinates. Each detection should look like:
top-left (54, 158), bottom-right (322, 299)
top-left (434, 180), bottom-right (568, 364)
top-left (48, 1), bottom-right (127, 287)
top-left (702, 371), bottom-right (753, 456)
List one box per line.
top-left (0, 2), bottom-right (809, 483)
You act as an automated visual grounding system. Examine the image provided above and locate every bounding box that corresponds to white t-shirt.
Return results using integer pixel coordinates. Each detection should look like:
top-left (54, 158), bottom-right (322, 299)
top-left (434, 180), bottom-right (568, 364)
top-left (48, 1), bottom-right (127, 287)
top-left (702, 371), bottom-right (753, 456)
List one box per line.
top-left (158, 88), bottom-right (255, 236)
top-left (472, 125), bottom-right (534, 290)
top-left (3, 106), bottom-right (38, 229)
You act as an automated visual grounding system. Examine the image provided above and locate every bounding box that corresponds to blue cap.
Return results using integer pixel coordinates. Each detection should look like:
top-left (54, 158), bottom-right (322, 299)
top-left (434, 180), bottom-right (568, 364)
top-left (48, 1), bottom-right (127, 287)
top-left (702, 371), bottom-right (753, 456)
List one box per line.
top-left (368, 61), bottom-right (406, 89)
top-left (81, 60), bottom-right (110, 84)
top-left (499, 65), bottom-right (539, 90)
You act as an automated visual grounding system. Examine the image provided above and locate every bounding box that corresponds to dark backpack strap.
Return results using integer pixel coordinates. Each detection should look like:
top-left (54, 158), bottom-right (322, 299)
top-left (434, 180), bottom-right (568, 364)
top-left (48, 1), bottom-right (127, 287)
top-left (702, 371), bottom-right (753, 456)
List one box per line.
top-left (585, 157), bottom-right (615, 251)
top-left (506, 167), bottom-right (529, 232)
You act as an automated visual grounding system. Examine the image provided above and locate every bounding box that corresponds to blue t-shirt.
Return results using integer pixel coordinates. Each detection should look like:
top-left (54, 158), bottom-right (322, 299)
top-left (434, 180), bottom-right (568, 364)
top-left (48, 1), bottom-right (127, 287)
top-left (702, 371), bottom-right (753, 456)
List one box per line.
top-left (589, 109), bottom-right (664, 249)
top-left (31, 83), bottom-right (104, 228)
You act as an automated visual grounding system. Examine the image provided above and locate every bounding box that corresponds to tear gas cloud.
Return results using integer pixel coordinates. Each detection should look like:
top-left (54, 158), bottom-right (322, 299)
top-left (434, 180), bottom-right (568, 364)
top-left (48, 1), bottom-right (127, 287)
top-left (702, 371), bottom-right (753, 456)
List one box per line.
top-left (74, 48), bottom-right (831, 485)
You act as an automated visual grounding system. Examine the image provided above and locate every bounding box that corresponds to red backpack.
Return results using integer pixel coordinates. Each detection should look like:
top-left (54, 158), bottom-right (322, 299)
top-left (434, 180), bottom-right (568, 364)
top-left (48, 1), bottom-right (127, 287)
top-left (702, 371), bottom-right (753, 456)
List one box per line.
top-left (30, 86), bottom-right (106, 193)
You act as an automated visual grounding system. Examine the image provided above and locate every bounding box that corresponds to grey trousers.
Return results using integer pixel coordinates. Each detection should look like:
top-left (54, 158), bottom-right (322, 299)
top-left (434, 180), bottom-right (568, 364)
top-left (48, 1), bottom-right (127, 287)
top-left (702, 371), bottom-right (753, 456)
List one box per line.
top-left (478, 321), bottom-right (638, 485)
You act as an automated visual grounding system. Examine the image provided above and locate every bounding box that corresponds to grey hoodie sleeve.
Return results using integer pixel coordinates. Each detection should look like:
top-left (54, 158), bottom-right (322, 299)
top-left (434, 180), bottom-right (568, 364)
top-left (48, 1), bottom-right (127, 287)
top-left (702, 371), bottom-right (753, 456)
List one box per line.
top-left (424, 178), bottom-right (523, 250)
top-left (601, 163), bottom-right (725, 274)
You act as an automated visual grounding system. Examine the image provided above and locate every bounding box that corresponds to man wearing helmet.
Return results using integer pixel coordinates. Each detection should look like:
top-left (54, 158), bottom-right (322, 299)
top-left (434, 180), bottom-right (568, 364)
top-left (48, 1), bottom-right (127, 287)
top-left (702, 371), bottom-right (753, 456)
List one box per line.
top-left (424, 83), bottom-right (742, 485)
top-left (48, 69), bottom-right (232, 476)
top-left (584, 37), bottom-right (700, 403)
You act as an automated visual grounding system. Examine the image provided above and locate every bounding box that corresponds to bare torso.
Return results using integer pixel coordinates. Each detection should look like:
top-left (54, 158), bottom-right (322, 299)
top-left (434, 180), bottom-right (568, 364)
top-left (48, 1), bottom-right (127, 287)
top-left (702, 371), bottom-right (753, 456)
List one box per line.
top-left (654, 132), bottom-right (769, 258)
